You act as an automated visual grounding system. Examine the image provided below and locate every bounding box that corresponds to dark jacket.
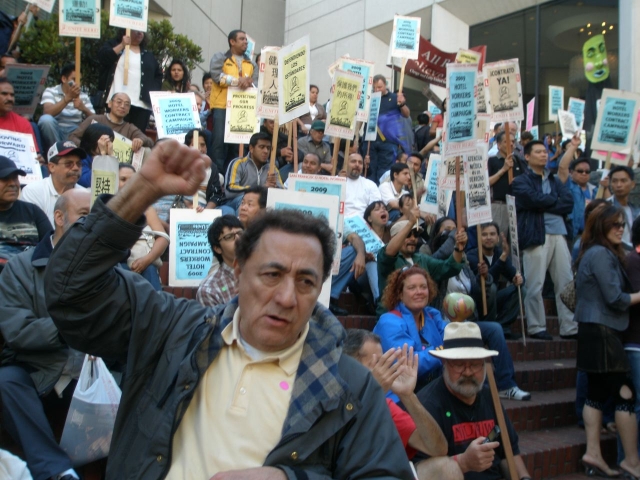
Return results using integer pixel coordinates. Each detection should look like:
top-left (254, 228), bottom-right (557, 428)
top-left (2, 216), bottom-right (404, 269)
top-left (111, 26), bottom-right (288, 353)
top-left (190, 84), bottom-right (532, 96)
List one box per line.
top-left (205, 163), bottom-right (224, 206)
top-left (0, 234), bottom-right (69, 395)
top-left (45, 198), bottom-right (413, 480)
top-left (97, 38), bottom-right (163, 108)
top-left (624, 250), bottom-right (640, 345)
top-left (511, 168), bottom-right (574, 251)
top-left (467, 245), bottom-right (519, 284)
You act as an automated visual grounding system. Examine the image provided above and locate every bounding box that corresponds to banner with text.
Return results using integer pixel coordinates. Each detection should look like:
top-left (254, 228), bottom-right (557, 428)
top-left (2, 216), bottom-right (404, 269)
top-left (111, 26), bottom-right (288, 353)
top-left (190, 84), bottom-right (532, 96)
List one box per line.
top-left (482, 58), bottom-right (524, 122)
top-left (568, 97), bottom-right (585, 129)
top-left (344, 215), bottom-right (384, 255)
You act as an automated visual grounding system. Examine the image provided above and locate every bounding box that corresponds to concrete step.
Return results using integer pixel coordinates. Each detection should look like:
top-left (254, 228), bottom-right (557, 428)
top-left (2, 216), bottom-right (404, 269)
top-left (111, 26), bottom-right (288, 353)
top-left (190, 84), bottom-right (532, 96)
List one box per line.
top-left (518, 426), bottom-right (617, 480)
top-left (513, 359), bottom-right (577, 392)
top-left (504, 388), bottom-right (577, 433)
top-left (507, 337), bottom-right (577, 362)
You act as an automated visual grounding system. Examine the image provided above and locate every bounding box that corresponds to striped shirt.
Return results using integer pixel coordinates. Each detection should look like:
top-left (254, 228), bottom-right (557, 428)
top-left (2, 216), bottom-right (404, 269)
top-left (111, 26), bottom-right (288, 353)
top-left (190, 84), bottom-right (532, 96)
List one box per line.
top-left (40, 85), bottom-right (95, 128)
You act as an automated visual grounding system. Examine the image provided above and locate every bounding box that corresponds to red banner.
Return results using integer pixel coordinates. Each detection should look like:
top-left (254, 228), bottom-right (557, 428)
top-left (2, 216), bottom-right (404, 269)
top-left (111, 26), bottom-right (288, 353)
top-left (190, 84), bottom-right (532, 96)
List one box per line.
top-left (391, 38), bottom-right (486, 87)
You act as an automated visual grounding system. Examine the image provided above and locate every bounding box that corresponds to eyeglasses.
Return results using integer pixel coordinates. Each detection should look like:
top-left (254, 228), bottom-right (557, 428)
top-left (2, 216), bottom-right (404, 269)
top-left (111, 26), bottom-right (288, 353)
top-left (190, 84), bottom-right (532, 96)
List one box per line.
top-left (56, 160), bottom-right (83, 169)
top-left (574, 169), bottom-right (591, 174)
top-left (407, 230), bottom-right (420, 238)
top-left (112, 99), bottom-right (131, 107)
top-left (612, 222), bottom-right (626, 230)
top-left (219, 230), bottom-right (243, 242)
top-left (448, 360), bottom-right (485, 373)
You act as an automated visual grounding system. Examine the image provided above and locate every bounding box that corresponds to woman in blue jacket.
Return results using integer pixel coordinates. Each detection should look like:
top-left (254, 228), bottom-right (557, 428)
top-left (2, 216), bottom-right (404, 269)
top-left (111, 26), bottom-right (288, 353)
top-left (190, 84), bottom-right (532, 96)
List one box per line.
top-left (374, 265), bottom-right (446, 392)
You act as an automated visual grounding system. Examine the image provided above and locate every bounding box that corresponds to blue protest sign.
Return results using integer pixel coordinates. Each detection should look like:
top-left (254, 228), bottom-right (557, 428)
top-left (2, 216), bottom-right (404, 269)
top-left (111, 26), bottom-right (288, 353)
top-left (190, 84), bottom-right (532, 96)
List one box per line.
top-left (365, 91), bottom-right (382, 141)
top-left (592, 89), bottom-right (640, 153)
top-left (150, 92), bottom-right (201, 140)
top-left (391, 15), bottom-right (421, 59)
top-left (444, 63), bottom-right (477, 156)
top-left (548, 85), bottom-right (564, 121)
top-left (568, 97), bottom-right (585, 129)
top-left (344, 216), bottom-right (384, 254)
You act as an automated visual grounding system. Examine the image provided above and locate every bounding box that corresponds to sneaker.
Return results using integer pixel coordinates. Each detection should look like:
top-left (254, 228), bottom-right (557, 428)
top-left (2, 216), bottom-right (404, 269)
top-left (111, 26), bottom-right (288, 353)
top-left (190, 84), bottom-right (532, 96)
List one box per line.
top-left (329, 302), bottom-right (349, 316)
top-left (530, 331), bottom-right (553, 340)
top-left (499, 386), bottom-right (531, 401)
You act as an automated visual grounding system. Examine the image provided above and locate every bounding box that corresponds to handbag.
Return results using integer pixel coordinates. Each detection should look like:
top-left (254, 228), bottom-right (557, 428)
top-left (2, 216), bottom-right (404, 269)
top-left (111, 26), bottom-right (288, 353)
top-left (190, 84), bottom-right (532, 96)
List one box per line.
top-left (127, 226), bottom-right (170, 269)
top-left (560, 275), bottom-right (577, 313)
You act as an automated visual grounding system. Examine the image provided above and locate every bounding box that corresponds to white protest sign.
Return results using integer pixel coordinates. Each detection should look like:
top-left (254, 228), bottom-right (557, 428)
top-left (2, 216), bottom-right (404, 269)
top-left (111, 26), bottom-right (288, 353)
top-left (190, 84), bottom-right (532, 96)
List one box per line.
top-left (443, 63), bottom-right (477, 157)
top-left (278, 35), bottom-right (310, 124)
top-left (109, 0), bottom-right (149, 32)
top-left (90, 155), bottom-right (119, 206)
top-left (437, 188), bottom-right (453, 220)
top-left (506, 195), bottom-right (520, 272)
top-left (591, 89), bottom-right (640, 154)
top-left (365, 91), bottom-right (382, 142)
top-left (339, 57), bottom-right (375, 121)
top-left (476, 113), bottom-right (491, 143)
top-left (548, 85), bottom-right (564, 122)
top-left (224, 87), bottom-right (259, 144)
top-left (4, 64), bottom-right (49, 117)
top-left (325, 69), bottom-right (362, 140)
top-left (149, 91), bottom-right (201, 141)
top-left (256, 47), bottom-right (280, 119)
top-left (59, 0), bottom-right (101, 39)
top-left (169, 209), bottom-right (222, 287)
top-left (483, 59), bottom-right (524, 122)
top-left (438, 157), bottom-right (458, 190)
top-left (463, 144), bottom-right (492, 227)
top-left (420, 154), bottom-right (441, 215)
top-left (33, 0), bottom-right (55, 13)
top-left (390, 15), bottom-right (421, 60)
top-left (476, 74), bottom-right (487, 114)
top-left (0, 130), bottom-right (41, 184)
top-left (558, 110), bottom-right (578, 141)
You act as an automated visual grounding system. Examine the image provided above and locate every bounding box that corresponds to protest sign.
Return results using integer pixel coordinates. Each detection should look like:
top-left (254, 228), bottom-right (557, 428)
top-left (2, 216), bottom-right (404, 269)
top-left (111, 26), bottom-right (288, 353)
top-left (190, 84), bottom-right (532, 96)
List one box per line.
top-left (246, 35), bottom-right (256, 59)
top-left (456, 49), bottom-right (482, 65)
top-left (438, 157), bottom-right (458, 190)
top-left (482, 59), bottom-right (523, 122)
top-left (287, 173), bottom-right (346, 274)
top-left (420, 154), bottom-right (441, 215)
top-left (169, 209), bottom-right (221, 287)
top-left (224, 87), bottom-right (259, 144)
top-left (530, 125), bottom-right (539, 140)
top-left (59, 0), bottom-right (101, 38)
top-left (278, 35), bottom-right (310, 124)
top-left (365, 91), bottom-right (382, 142)
top-left (325, 69), bottom-right (362, 140)
top-left (476, 75), bottom-right (487, 114)
top-left (339, 57), bottom-right (374, 121)
top-left (526, 97), bottom-right (535, 131)
top-left (109, 0), bottom-right (148, 31)
top-left (476, 113), bottom-right (491, 143)
top-left (443, 63), bottom-right (477, 157)
top-left (90, 155), bottom-right (119, 206)
top-left (149, 91), bottom-right (201, 141)
top-left (568, 97), bottom-right (585, 129)
top-left (256, 47), bottom-right (280, 119)
top-left (558, 110), bottom-right (578, 140)
top-left (390, 15), bottom-right (421, 60)
top-left (437, 188), bottom-right (453, 220)
top-left (592, 89), bottom-right (640, 154)
top-left (33, 0), bottom-right (55, 13)
top-left (548, 86), bottom-right (564, 122)
top-left (344, 215), bottom-right (384, 255)
top-left (0, 130), bottom-right (41, 184)
top-left (4, 64), bottom-right (49, 117)
top-left (506, 195), bottom-right (520, 272)
top-left (463, 144), bottom-right (492, 226)
top-left (110, 131), bottom-right (144, 166)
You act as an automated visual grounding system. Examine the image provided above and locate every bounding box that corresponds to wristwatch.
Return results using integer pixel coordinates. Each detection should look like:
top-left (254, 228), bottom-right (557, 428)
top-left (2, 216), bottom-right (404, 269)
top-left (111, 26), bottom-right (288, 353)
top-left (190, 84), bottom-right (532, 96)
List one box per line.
top-left (454, 246), bottom-right (464, 253)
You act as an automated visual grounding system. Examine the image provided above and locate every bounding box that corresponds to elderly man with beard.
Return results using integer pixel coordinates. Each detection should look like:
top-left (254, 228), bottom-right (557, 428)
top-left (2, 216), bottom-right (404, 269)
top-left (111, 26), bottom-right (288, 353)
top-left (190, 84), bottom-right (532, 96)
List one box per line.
top-left (414, 322), bottom-right (532, 480)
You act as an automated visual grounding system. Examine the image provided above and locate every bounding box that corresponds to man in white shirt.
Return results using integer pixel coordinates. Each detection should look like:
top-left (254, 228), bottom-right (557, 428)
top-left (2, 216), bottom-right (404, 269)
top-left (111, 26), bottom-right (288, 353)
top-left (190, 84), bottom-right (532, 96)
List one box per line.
top-left (379, 163), bottom-right (410, 222)
top-left (21, 142), bottom-right (88, 225)
top-left (38, 63), bottom-right (95, 154)
top-left (342, 153), bottom-right (381, 218)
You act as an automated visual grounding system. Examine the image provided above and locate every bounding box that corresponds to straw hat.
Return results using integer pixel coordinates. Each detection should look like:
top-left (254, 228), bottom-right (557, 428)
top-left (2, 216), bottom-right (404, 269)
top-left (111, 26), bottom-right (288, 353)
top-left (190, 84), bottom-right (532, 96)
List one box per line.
top-left (429, 322), bottom-right (498, 360)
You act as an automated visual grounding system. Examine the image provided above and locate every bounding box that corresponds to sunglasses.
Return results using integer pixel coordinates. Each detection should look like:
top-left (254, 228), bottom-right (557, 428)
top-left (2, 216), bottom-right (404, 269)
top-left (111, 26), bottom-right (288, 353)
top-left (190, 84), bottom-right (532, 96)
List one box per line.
top-left (612, 222), bottom-right (626, 230)
top-left (448, 360), bottom-right (485, 373)
top-left (574, 169), bottom-right (591, 174)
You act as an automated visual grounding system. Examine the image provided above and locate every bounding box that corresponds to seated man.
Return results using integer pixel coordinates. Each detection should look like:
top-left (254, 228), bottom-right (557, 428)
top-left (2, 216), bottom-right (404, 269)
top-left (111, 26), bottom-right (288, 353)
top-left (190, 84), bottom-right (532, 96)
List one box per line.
top-left (68, 92), bottom-right (153, 152)
top-left (225, 132), bottom-right (283, 212)
top-left (21, 142), bottom-right (88, 225)
top-left (467, 222), bottom-right (525, 339)
top-left (342, 153), bottom-right (382, 218)
top-left (260, 118), bottom-right (299, 180)
top-left (298, 120), bottom-right (332, 174)
top-left (0, 189), bottom-right (91, 480)
top-left (38, 63), bottom-right (95, 153)
top-left (378, 151), bottom-right (408, 184)
top-left (344, 330), bottom-right (448, 466)
top-left (379, 163), bottom-right (410, 222)
top-left (238, 184), bottom-right (267, 228)
top-left (197, 215), bottom-right (243, 307)
top-left (0, 156), bottom-right (51, 270)
top-left (44, 140), bottom-right (413, 478)
top-left (283, 152), bottom-right (323, 188)
top-left (327, 223), bottom-right (367, 316)
top-left (0, 77), bottom-right (39, 150)
top-left (415, 322), bottom-right (532, 480)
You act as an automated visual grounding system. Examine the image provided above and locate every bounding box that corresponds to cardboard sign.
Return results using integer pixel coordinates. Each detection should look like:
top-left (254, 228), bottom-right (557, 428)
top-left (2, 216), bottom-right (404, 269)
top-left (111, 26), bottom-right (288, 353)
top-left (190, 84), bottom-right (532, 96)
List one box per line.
top-left (33, 0), bottom-right (55, 13)
top-left (482, 59), bottom-right (524, 122)
top-left (438, 188), bottom-right (453, 220)
top-left (169, 209), bottom-right (221, 287)
top-left (110, 131), bottom-right (144, 166)
top-left (256, 47), bottom-right (280, 119)
top-left (476, 113), bottom-right (491, 143)
top-left (365, 91), bottom-right (382, 142)
top-left (0, 129), bottom-right (41, 184)
top-left (568, 97), bottom-right (585, 129)
top-left (325, 69), bottom-right (362, 140)
top-left (463, 144), bottom-right (492, 227)
top-left (109, 0), bottom-right (149, 32)
top-left (246, 35), bottom-right (256, 59)
top-left (149, 92), bottom-right (201, 141)
top-left (506, 195), bottom-right (521, 272)
top-left (420, 154), bottom-right (441, 215)
top-left (344, 215), bottom-right (384, 255)
top-left (456, 49), bottom-right (482, 65)
top-left (390, 15), bottom-right (421, 60)
top-left (476, 75), bottom-right (487, 114)
top-left (339, 57), bottom-right (374, 121)
top-left (530, 125), bottom-right (539, 140)
top-left (90, 155), bottom-right (119, 206)
top-left (548, 85), bottom-right (564, 122)
top-left (59, 0), bottom-right (101, 39)
top-left (438, 157), bottom-right (458, 190)
top-left (224, 87), bottom-right (259, 144)
top-left (592, 89), bottom-right (640, 154)
top-left (443, 63), bottom-right (477, 157)
top-left (525, 97), bottom-right (535, 131)
top-left (558, 110), bottom-right (578, 141)
top-left (278, 35), bottom-right (310, 124)
top-left (4, 64), bottom-right (49, 117)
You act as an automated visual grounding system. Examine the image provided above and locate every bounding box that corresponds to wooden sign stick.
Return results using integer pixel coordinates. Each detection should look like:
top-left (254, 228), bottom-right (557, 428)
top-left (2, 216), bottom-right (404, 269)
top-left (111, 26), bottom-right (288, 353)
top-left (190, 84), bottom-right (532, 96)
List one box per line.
top-left (364, 140), bottom-right (371, 178)
top-left (293, 129), bottom-right (299, 173)
top-left (455, 156), bottom-right (463, 229)
top-left (287, 122), bottom-right (293, 148)
top-left (75, 37), bottom-right (81, 86)
top-left (239, 143), bottom-right (244, 158)
top-left (485, 360), bottom-right (519, 480)
top-left (331, 138), bottom-right (340, 176)
top-left (504, 126), bottom-right (513, 184)
top-left (596, 151), bottom-right (613, 199)
top-left (269, 117), bottom-right (279, 175)
top-left (408, 166), bottom-right (420, 229)
top-left (398, 58), bottom-right (408, 94)
top-left (477, 224), bottom-right (488, 316)
top-left (192, 131), bottom-right (199, 211)
top-left (517, 283), bottom-right (526, 346)
top-left (123, 28), bottom-right (131, 86)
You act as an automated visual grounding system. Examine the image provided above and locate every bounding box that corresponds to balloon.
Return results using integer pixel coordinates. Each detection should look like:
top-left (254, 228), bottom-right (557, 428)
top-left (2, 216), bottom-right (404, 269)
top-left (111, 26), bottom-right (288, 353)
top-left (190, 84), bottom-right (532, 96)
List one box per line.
top-left (443, 293), bottom-right (476, 322)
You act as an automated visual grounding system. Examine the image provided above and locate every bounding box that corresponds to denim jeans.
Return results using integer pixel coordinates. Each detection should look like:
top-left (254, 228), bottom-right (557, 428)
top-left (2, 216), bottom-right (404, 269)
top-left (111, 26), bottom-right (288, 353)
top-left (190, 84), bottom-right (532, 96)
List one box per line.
top-left (475, 320), bottom-right (516, 391)
top-left (37, 115), bottom-right (77, 154)
top-left (331, 246), bottom-right (356, 300)
top-left (617, 350), bottom-right (640, 462)
top-left (367, 140), bottom-right (397, 185)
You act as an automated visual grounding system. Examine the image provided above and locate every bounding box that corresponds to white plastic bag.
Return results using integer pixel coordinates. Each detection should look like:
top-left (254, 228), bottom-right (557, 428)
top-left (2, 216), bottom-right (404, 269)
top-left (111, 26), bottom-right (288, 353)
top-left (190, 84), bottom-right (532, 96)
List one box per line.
top-left (59, 356), bottom-right (122, 466)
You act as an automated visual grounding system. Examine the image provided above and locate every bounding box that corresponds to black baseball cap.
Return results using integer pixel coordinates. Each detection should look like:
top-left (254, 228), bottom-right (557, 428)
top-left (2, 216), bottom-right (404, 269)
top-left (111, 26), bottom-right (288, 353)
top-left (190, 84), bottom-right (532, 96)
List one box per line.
top-left (0, 156), bottom-right (26, 179)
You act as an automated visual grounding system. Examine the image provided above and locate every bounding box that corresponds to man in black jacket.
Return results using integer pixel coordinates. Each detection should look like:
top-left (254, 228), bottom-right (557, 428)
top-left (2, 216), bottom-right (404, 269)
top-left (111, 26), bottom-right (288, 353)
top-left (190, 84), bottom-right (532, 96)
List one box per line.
top-left (511, 141), bottom-right (577, 340)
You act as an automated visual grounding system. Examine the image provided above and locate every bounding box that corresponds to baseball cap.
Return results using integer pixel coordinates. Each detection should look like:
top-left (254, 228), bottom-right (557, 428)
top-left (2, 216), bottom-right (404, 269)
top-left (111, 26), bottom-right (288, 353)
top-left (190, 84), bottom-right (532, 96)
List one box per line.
top-left (0, 156), bottom-right (26, 179)
top-left (311, 120), bottom-right (326, 131)
top-left (390, 219), bottom-right (423, 238)
top-left (47, 141), bottom-right (87, 163)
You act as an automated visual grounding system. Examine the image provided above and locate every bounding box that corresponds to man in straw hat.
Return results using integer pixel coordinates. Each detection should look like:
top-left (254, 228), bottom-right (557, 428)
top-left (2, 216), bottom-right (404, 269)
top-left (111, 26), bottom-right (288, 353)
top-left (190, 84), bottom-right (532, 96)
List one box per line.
top-left (413, 322), bottom-right (532, 480)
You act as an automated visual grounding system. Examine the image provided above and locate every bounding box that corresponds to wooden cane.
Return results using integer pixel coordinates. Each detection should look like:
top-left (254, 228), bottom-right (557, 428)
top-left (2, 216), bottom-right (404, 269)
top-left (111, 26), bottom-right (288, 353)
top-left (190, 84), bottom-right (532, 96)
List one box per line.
top-left (269, 116), bottom-right (279, 175)
top-left (123, 28), bottom-right (131, 85)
